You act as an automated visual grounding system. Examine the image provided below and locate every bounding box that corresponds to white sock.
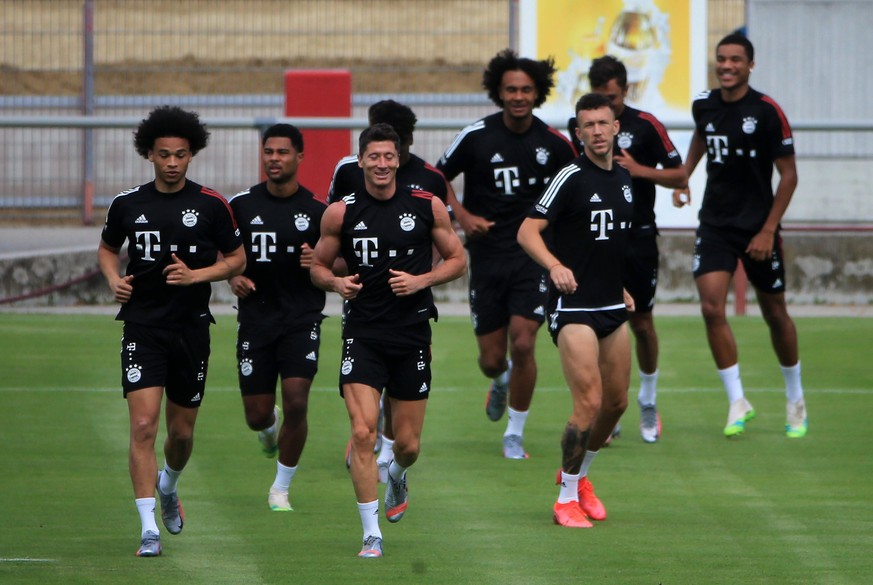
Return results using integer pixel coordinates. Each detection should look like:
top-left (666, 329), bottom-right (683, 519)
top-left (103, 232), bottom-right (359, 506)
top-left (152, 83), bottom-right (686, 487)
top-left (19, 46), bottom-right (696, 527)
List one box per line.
top-left (159, 463), bottom-right (181, 494)
top-left (557, 471), bottom-right (580, 503)
top-left (357, 500), bottom-right (382, 540)
top-left (504, 407), bottom-right (529, 437)
top-left (718, 364), bottom-right (745, 403)
top-left (637, 369), bottom-right (658, 406)
top-left (781, 362), bottom-right (804, 403)
top-left (376, 436), bottom-right (395, 466)
top-left (388, 459), bottom-right (407, 481)
top-left (494, 359), bottom-right (512, 385)
top-left (579, 450), bottom-right (598, 478)
top-left (136, 497), bottom-right (159, 536)
top-left (271, 462), bottom-right (296, 493)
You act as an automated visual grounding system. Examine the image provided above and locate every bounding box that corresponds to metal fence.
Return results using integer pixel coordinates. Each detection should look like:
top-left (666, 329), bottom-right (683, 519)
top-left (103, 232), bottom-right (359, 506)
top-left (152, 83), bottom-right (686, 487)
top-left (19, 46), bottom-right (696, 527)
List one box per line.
top-left (1, 0), bottom-right (753, 223)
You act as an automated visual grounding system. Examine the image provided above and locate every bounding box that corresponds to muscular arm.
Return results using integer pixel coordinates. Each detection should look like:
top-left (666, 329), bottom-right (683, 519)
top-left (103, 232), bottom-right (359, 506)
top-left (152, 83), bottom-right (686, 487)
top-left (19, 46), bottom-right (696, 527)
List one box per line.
top-left (615, 150), bottom-right (688, 189)
top-left (98, 240), bottom-right (133, 303)
top-left (165, 245), bottom-right (246, 286)
top-left (747, 154), bottom-right (798, 260)
top-left (310, 202), bottom-right (362, 299)
top-left (517, 217), bottom-right (576, 294)
top-left (445, 180), bottom-right (495, 240)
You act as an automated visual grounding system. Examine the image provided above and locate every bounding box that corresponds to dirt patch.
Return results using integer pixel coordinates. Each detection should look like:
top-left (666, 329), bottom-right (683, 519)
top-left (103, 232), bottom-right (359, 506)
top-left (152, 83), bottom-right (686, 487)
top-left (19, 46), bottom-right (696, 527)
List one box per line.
top-left (1, 57), bottom-right (484, 96)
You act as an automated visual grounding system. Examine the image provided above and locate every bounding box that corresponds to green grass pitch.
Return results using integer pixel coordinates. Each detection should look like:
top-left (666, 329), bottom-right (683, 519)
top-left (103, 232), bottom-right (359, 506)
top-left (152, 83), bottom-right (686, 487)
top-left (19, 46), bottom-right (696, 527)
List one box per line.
top-left (1, 312), bottom-right (871, 584)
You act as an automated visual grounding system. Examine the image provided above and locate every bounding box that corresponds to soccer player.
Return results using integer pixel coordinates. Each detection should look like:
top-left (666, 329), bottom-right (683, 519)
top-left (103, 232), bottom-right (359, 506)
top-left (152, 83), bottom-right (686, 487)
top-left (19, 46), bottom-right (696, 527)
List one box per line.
top-left (98, 106), bottom-right (245, 556)
top-left (437, 48), bottom-right (577, 459)
top-left (582, 55), bottom-right (687, 443)
top-left (328, 99), bottom-right (452, 481)
top-left (311, 123), bottom-right (466, 558)
top-left (518, 93), bottom-right (634, 527)
top-left (227, 124), bottom-right (327, 511)
top-left (673, 33), bottom-right (808, 439)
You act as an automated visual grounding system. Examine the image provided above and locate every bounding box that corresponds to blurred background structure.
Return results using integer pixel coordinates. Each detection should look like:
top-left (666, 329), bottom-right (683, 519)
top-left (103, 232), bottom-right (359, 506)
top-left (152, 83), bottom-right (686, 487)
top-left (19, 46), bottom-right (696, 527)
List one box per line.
top-left (1, 0), bottom-right (871, 307)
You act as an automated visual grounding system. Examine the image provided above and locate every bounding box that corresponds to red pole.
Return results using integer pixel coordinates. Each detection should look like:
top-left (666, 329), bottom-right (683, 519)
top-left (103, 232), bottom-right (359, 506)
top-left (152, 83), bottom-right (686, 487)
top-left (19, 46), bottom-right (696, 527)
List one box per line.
top-left (284, 70), bottom-right (351, 201)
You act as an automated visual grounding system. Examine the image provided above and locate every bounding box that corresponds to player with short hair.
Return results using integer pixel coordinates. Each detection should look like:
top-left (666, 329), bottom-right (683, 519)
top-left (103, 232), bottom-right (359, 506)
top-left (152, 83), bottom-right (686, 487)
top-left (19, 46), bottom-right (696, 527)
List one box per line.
top-left (98, 105), bottom-right (245, 556)
top-left (438, 49), bottom-right (577, 459)
top-left (227, 123), bottom-right (327, 512)
top-left (673, 33), bottom-right (808, 438)
top-left (573, 55), bottom-right (687, 443)
top-left (311, 123), bottom-right (466, 558)
top-left (518, 93), bottom-right (634, 527)
top-left (329, 100), bottom-right (453, 482)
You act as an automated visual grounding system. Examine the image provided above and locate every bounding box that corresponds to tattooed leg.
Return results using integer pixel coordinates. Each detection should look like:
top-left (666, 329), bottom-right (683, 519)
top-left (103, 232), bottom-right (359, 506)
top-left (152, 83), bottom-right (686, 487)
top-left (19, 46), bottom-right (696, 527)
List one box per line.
top-left (560, 423), bottom-right (591, 474)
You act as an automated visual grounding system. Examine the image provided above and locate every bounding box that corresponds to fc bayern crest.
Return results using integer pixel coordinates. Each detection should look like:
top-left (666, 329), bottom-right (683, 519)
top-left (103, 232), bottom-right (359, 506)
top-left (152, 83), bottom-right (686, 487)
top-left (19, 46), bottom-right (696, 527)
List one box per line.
top-left (617, 132), bottom-right (633, 150)
top-left (742, 117), bottom-right (758, 134)
top-left (181, 209), bottom-right (199, 227)
top-left (294, 213), bottom-right (310, 231)
top-left (535, 147), bottom-right (549, 165)
top-left (623, 185), bottom-right (633, 202)
top-left (399, 213), bottom-right (416, 232)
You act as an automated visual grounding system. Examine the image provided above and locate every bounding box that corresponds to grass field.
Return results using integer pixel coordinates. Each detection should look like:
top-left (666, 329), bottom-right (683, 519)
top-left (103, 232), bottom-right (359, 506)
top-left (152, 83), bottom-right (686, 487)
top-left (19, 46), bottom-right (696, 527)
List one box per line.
top-left (1, 312), bottom-right (872, 584)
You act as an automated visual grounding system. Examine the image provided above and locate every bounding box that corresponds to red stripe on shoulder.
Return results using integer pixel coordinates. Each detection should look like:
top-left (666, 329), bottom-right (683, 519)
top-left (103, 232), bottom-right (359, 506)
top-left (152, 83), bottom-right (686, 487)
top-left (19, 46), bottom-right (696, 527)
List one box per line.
top-left (547, 125), bottom-right (579, 156)
top-left (411, 189), bottom-right (434, 200)
top-left (638, 111), bottom-right (678, 152)
top-left (423, 162), bottom-right (447, 180)
top-left (201, 186), bottom-right (238, 229)
top-left (760, 95), bottom-right (793, 140)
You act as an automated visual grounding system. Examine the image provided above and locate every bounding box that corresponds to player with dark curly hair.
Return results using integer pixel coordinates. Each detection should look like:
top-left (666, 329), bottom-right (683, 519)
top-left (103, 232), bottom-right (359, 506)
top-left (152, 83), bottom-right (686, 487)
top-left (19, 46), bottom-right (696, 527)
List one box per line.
top-left (481, 48), bottom-right (557, 110)
top-left (133, 105), bottom-right (210, 159)
top-left (438, 49), bottom-right (577, 460)
top-left (99, 105), bottom-right (245, 557)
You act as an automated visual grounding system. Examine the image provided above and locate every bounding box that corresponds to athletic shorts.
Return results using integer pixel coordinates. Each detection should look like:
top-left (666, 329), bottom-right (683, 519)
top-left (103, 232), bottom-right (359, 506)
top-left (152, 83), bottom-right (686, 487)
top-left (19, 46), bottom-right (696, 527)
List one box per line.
top-left (236, 321), bottom-right (321, 396)
top-left (468, 253), bottom-right (548, 335)
top-left (548, 307), bottom-right (628, 345)
top-left (692, 225), bottom-right (787, 294)
top-left (120, 321), bottom-right (210, 407)
top-left (623, 234), bottom-right (659, 314)
top-left (338, 337), bottom-right (431, 401)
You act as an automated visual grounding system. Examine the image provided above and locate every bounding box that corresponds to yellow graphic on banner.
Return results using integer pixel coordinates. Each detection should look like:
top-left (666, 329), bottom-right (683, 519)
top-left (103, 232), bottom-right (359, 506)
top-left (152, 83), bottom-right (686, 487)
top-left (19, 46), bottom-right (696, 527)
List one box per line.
top-left (536, 0), bottom-right (693, 120)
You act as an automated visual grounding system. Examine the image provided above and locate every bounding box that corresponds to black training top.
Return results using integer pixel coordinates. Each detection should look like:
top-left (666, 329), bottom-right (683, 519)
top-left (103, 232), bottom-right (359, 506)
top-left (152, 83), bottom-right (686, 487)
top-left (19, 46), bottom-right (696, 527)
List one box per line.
top-left (438, 112), bottom-right (577, 258)
top-left (101, 179), bottom-right (242, 326)
top-left (529, 155), bottom-right (634, 310)
top-left (692, 87), bottom-right (795, 232)
top-left (228, 181), bottom-right (327, 326)
top-left (615, 105), bottom-right (682, 233)
top-left (338, 186), bottom-right (438, 345)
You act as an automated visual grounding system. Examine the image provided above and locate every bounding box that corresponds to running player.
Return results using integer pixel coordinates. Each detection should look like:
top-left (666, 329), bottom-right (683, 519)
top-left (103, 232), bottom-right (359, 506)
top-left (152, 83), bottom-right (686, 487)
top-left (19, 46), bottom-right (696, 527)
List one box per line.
top-left (329, 100), bottom-right (452, 481)
top-left (98, 105), bottom-right (245, 556)
top-left (583, 55), bottom-right (687, 443)
top-left (518, 93), bottom-right (634, 527)
top-left (311, 124), bottom-right (466, 558)
top-left (228, 123), bottom-right (327, 512)
top-left (673, 33), bottom-right (807, 438)
top-left (438, 48), bottom-right (577, 459)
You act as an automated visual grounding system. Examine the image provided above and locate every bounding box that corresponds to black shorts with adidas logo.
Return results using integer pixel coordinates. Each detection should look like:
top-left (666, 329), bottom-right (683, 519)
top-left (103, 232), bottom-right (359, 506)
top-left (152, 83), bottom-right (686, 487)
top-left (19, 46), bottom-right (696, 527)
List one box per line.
top-left (236, 321), bottom-right (321, 396)
top-left (337, 335), bottom-right (432, 401)
top-left (692, 225), bottom-right (787, 294)
top-left (120, 321), bottom-right (211, 407)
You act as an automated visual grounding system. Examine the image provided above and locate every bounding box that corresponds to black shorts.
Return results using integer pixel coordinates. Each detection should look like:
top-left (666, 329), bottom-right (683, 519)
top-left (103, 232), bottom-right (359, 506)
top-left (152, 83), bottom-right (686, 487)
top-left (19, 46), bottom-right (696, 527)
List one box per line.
top-left (548, 307), bottom-right (628, 345)
top-left (623, 234), bottom-right (659, 314)
top-left (692, 226), bottom-right (786, 294)
top-left (468, 253), bottom-right (548, 335)
top-left (338, 338), bottom-right (431, 401)
top-left (237, 321), bottom-right (321, 396)
top-left (120, 321), bottom-right (210, 408)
